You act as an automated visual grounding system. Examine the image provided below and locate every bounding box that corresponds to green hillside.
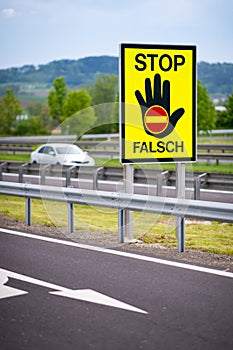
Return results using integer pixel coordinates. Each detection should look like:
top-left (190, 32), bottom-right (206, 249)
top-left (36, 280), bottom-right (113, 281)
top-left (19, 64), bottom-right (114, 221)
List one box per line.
top-left (0, 56), bottom-right (118, 86)
top-left (198, 61), bottom-right (233, 98)
top-left (0, 56), bottom-right (233, 102)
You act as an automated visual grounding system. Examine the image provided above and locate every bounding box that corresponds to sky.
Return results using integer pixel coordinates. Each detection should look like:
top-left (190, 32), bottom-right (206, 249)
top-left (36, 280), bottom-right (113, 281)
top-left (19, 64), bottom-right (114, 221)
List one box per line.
top-left (0, 0), bottom-right (233, 69)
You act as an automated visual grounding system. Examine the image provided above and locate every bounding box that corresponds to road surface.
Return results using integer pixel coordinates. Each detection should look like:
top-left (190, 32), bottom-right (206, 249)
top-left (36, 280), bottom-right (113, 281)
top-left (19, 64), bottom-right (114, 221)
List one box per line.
top-left (0, 227), bottom-right (233, 350)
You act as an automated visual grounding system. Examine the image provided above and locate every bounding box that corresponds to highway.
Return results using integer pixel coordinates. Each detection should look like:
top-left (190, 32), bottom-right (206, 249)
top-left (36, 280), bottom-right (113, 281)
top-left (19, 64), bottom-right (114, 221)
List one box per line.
top-left (0, 227), bottom-right (233, 350)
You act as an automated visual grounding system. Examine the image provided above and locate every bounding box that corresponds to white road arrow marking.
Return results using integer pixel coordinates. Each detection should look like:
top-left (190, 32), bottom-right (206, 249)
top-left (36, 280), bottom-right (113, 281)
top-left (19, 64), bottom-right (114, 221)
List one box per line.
top-left (50, 289), bottom-right (147, 314)
top-left (0, 270), bottom-right (28, 300)
top-left (0, 268), bottom-right (147, 314)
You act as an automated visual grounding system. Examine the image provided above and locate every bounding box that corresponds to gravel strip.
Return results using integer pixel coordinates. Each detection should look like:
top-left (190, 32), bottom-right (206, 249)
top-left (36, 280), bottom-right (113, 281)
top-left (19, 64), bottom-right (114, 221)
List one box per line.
top-left (0, 215), bottom-right (232, 272)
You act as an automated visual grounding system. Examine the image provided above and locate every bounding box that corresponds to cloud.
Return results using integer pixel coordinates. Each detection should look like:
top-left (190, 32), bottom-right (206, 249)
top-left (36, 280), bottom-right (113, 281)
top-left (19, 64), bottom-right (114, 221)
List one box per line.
top-left (2, 8), bottom-right (16, 18)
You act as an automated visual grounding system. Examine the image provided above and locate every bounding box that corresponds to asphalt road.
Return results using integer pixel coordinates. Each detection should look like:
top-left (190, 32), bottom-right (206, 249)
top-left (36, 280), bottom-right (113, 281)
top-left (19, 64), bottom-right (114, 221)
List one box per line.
top-left (0, 228), bottom-right (233, 350)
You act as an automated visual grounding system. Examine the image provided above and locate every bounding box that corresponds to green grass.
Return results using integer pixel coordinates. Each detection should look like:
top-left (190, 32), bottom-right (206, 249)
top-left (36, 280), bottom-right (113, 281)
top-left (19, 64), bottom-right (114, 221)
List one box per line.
top-left (0, 195), bottom-right (233, 255)
top-left (95, 158), bottom-right (233, 174)
top-left (0, 154), bottom-right (30, 162)
top-left (138, 215), bottom-right (233, 255)
top-left (0, 195), bottom-right (119, 231)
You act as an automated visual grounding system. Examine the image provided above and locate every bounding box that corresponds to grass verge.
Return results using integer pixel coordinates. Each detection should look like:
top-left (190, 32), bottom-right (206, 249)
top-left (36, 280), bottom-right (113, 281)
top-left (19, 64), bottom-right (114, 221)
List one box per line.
top-left (1, 195), bottom-right (232, 255)
top-left (96, 158), bottom-right (233, 174)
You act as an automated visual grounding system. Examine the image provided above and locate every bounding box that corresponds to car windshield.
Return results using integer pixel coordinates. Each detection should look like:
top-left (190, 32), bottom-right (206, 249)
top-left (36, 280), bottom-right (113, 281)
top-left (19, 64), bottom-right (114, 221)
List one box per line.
top-left (55, 145), bottom-right (82, 155)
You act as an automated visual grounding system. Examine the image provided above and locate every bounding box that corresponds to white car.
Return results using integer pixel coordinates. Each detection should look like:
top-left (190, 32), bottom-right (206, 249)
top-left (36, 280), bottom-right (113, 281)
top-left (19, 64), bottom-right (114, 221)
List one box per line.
top-left (30, 143), bottom-right (95, 166)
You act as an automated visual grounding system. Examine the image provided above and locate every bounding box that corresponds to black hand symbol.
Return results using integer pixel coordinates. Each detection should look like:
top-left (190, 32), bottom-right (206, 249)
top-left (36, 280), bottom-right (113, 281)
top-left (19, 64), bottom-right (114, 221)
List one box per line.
top-left (135, 74), bottom-right (184, 138)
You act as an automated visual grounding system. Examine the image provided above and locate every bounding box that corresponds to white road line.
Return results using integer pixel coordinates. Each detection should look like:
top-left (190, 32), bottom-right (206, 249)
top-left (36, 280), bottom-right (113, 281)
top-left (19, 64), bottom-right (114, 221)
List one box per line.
top-left (0, 268), bottom-right (147, 314)
top-left (1, 227), bottom-right (233, 279)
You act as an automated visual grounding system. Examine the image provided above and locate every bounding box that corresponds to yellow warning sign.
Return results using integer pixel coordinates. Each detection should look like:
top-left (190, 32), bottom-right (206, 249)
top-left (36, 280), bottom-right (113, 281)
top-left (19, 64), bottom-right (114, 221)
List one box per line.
top-left (120, 43), bottom-right (196, 163)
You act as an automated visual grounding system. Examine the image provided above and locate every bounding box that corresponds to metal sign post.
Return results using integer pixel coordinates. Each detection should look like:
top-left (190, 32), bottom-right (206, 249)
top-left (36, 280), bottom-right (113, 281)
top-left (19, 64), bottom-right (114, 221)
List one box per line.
top-left (118, 209), bottom-right (124, 243)
top-left (117, 164), bottom-right (134, 243)
top-left (176, 163), bottom-right (186, 252)
top-left (124, 164), bottom-right (134, 240)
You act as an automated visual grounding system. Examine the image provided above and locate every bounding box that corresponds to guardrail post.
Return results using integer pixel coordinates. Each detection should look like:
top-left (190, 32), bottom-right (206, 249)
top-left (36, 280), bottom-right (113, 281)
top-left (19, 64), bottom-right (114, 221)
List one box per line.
top-left (25, 197), bottom-right (31, 226)
top-left (156, 170), bottom-right (169, 196)
top-left (194, 173), bottom-right (207, 200)
top-left (0, 162), bottom-right (7, 181)
top-left (40, 166), bottom-right (46, 185)
top-left (18, 163), bottom-right (28, 183)
top-left (93, 167), bottom-right (103, 190)
top-left (40, 164), bottom-right (50, 185)
top-left (194, 176), bottom-right (201, 200)
top-left (66, 167), bottom-right (71, 187)
top-left (176, 163), bottom-right (185, 252)
top-left (68, 202), bottom-right (74, 233)
top-left (66, 165), bottom-right (77, 187)
top-left (19, 166), bottom-right (23, 183)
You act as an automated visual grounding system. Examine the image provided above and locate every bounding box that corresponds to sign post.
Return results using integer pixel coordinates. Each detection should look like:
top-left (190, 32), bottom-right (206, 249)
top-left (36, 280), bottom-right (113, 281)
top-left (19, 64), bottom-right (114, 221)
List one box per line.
top-left (176, 162), bottom-right (186, 252)
top-left (120, 43), bottom-right (196, 250)
top-left (123, 164), bottom-right (134, 240)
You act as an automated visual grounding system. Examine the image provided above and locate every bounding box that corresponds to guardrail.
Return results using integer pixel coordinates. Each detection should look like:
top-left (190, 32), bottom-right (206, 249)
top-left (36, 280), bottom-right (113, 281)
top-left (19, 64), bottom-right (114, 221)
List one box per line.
top-left (197, 144), bottom-right (233, 164)
top-left (0, 162), bottom-right (233, 193)
top-left (0, 142), bottom-right (232, 163)
top-left (199, 129), bottom-right (233, 135)
top-left (0, 135), bottom-right (77, 145)
top-left (0, 130), bottom-right (232, 144)
top-left (0, 181), bottom-right (233, 246)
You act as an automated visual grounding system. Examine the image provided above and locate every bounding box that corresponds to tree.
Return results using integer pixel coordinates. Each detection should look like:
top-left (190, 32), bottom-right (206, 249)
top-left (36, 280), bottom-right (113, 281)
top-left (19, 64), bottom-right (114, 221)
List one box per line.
top-left (26, 102), bottom-right (52, 132)
top-left (109, 91), bottom-right (119, 133)
top-left (0, 89), bottom-right (22, 135)
top-left (219, 91), bottom-right (233, 128)
top-left (61, 89), bottom-right (96, 137)
top-left (90, 73), bottom-right (118, 105)
top-left (14, 116), bottom-right (49, 136)
top-left (47, 77), bottom-right (67, 124)
top-left (216, 109), bottom-right (228, 129)
top-left (61, 107), bottom-right (96, 137)
top-left (89, 74), bottom-right (118, 133)
top-left (197, 80), bottom-right (216, 133)
top-left (62, 89), bottom-right (91, 120)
